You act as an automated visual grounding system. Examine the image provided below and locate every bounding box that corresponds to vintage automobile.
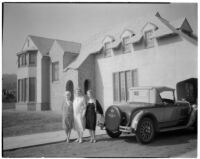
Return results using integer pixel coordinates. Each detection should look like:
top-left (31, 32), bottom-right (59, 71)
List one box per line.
top-left (105, 85), bottom-right (197, 144)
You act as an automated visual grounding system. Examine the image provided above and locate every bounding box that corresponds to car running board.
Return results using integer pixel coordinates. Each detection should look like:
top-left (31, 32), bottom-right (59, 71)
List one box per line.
top-left (160, 125), bottom-right (187, 132)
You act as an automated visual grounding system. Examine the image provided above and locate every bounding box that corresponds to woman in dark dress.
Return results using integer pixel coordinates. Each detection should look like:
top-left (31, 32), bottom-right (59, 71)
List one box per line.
top-left (85, 90), bottom-right (103, 143)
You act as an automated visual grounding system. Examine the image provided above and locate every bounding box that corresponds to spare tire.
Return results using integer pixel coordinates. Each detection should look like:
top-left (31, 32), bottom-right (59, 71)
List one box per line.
top-left (105, 106), bottom-right (121, 131)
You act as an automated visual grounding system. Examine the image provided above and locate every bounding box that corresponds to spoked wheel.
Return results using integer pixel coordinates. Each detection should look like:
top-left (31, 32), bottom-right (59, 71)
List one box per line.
top-left (106, 129), bottom-right (121, 138)
top-left (136, 117), bottom-right (155, 144)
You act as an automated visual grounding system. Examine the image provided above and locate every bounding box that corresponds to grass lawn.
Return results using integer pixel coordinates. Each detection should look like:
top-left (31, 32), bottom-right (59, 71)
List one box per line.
top-left (3, 110), bottom-right (63, 137)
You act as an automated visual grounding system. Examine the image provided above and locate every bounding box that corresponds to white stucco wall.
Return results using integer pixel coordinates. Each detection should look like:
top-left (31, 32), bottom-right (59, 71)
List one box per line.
top-left (95, 35), bottom-right (197, 111)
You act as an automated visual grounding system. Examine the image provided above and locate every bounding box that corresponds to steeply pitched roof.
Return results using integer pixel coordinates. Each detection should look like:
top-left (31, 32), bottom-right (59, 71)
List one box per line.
top-left (56, 40), bottom-right (81, 54)
top-left (28, 35), bottom-right (81, 56)
top-left (66, 13), bottom-right (196, 70)
top-left (66, 14), bottom-right (169, 70)
top-left (170, 17), bottom-right (193, 33)
top-left (29, 35), bottom-right (55, 56)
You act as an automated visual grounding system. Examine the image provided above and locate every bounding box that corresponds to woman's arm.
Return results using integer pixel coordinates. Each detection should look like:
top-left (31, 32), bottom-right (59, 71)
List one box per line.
top-left (82, 97), bottom-right (87, 116)
top-left (96, 100), bottom-right (103, 115)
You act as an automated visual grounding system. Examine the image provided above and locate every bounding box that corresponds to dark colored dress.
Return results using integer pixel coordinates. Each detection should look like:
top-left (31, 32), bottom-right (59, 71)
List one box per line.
top-left (85, 99), bottom-right (103, 130)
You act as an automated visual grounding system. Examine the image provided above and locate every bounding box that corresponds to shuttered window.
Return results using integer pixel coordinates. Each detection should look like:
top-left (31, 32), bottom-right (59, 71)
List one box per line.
top-left (113, 69), bottom-right (138, 102)
top-left (29, 77), bottom-right (36, 102)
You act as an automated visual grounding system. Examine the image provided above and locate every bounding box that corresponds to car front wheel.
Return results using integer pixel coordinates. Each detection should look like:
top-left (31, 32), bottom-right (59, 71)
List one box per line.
top-left (136, 117), bottom-right (155, 144)
top-left (106, 129), bottom-right (121, 138)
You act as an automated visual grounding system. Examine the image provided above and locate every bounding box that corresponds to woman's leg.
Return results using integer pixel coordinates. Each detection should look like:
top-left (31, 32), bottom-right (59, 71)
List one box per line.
top-left (79, 131), bottom-right (83, 143)
top-left (93, 130), bottom-right (96, 142)
top-left (65, 129), bottom-right (69, 142)
top-left (75, 131), bottom-right (79, 142)
top-left (68, 129), bottom-right (71, 142)
top-left (89, 130), bottom-right (92, 142)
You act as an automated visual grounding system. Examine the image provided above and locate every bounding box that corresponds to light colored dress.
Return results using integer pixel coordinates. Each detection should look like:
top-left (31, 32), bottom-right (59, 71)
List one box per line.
top-left (62, 100), bottom-right (73, 131)
top-left (73, 96), bottom-right (86, 132)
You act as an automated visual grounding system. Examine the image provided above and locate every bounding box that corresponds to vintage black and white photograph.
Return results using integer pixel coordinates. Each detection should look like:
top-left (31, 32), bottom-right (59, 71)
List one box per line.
top-left (2, 2), bottom-right (197, 158)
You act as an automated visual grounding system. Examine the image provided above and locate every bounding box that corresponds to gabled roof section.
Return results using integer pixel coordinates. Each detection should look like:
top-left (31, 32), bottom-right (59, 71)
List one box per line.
top-left (66, 12), bottom-right (196, 70)
top-left (29, 35), bottom-right (55, 56)
top-left (170, 17), bottom-right (193, 33)
top-left (56, 39), bottom-right (81, 54)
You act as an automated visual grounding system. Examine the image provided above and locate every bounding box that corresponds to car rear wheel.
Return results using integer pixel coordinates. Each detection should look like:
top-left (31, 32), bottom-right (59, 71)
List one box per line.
top-left (106, 129), bottom-right (121, 138)
top-left (136, 117), bottom-right (155, 144)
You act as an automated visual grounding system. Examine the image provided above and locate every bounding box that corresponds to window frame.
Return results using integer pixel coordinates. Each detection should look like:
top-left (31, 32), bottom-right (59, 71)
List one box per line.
top-left (144, 30), bottom-right (154, 48)
top-left (113, 69), bottom-right (138, 103)
top-left (52, 61), bottom-right (59, 82)
top-left (104, 41), bottom-right (112, 58)
top-left (29, 52), bottom-right (37, 66)
top-left (122, 36), bottom-right (132, 53)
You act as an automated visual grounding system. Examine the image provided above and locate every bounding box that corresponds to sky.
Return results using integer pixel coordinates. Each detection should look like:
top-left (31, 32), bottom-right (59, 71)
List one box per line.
top-left (2, 3), bottom-right (197, 74)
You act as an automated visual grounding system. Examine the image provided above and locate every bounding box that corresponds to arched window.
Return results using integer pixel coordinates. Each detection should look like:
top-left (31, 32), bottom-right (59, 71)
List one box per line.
top-left (84, 79), bottom-right (91, 94)
top-left (66, 80), bottom-right (74, 101)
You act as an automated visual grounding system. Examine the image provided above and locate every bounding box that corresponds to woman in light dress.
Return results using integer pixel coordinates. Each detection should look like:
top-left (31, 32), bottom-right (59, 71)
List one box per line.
top-left (62, 91), bottom-right (73, 143)
top-left (73, 88), bottom-right (87, 143)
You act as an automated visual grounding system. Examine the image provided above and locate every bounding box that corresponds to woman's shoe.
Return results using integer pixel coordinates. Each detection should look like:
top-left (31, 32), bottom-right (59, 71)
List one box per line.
top-left (92, 139), bottom-right (96, 143)
top-left (79, 140), bottom-right (83, 143)
top-left (90, 138), bottom-right (93, 143)
top-left (75, 138), bottom-right (79, 142)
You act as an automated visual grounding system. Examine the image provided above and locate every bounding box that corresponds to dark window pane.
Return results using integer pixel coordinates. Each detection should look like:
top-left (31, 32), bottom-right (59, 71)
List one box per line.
top-left (29, 78), bottom-right (36, 102)
top-left (113, 73), bottom-right (120, 102)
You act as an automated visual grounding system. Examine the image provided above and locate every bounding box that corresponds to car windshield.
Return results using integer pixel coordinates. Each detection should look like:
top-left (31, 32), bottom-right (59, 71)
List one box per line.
top-left (160, 91), bottom-right (174, 104)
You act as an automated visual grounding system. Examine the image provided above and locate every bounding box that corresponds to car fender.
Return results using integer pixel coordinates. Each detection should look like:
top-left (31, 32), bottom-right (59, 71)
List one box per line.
top-left (131, 110), bottom-right (158, 132)
top-left (130, 110), bottom-right (144, 131)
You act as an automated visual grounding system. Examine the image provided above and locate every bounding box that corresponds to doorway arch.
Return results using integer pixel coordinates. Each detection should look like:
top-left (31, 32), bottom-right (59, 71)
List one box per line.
top-left (84, 79), bottom-right (91, 94)
top-left (66, 80), bottom-right (74, 101)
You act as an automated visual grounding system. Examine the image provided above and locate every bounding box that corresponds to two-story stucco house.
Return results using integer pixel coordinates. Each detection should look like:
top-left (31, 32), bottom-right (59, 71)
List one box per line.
top-left (16, 13), bottom-right (197, 112)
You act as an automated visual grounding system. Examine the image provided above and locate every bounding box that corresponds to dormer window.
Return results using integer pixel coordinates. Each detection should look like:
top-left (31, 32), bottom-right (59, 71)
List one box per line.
top-left (122, 36), bottom-right (131, 53)
top-left (104, 41), bottom-right (112, 57)
top-left (144, 30), bottom-right (154, 48)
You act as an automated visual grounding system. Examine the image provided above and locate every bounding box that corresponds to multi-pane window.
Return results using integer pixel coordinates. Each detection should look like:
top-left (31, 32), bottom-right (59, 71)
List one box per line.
top-left (113, 69), bottom-right (138, 102)
top-left (145, 30), bottom-right (154, 48)
top-left (122, 36), bottom-right (131, 53)
top-left (52, 62), bottom-right (59, 81)
top-left (29, 52), bottom-right (37, 65)
top-left (104, 42), bottom-right (112, 57)
top-left (17, 78), bottom-right (36, 102)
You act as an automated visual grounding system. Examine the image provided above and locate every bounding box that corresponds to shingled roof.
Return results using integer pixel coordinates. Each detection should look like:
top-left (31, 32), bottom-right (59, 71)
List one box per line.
top-left (65, 13), bottom-right (196, 70)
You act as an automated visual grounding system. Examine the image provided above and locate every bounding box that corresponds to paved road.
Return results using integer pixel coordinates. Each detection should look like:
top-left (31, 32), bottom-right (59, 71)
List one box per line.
top-left (3, 129), bottom-right (197, 158)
